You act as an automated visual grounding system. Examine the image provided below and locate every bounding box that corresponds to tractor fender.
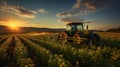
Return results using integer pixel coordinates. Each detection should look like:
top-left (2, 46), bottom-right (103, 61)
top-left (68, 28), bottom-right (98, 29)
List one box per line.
top-left (88, 31), bottom-right (94, 39)
top-left (88, 33), bottom-right (101, 41)
top-left (87, 30), bottom-right (101, 44)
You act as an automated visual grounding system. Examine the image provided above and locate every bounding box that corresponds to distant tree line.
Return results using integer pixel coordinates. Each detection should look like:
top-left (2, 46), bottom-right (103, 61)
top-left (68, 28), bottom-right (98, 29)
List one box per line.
top-left (106, 27), bottom-right (120, 32)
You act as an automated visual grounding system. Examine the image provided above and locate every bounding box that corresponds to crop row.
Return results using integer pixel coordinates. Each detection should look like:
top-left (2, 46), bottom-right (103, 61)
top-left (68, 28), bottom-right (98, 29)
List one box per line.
top-left (0, 35), bottom-right (35, 67)
top-left (14, 36), bottom-right (34, 67)
top-left (18, 36), bottom-right (71, 67)
top-left (0, 36), bottom-right (13, 65)
top-left (0, 34), bottom-right (120, 67)
top-left (24, 35), bottom-right (120, 67)
top-left (0, 35), bottom-right (11, 45)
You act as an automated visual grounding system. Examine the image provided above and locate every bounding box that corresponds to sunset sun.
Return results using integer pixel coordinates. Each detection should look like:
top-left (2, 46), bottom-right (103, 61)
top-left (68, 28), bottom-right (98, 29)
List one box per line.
top-left (6, 20), bottom-right (20, 32)
top-left (10, 24), bottom-right (17, 28)
top-left (8, 23), bottom-right (19, 31)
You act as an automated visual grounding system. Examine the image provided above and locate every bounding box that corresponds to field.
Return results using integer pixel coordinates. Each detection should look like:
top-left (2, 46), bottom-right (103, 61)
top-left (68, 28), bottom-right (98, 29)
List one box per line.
top-left (0, 32), bottom-right (120, 67)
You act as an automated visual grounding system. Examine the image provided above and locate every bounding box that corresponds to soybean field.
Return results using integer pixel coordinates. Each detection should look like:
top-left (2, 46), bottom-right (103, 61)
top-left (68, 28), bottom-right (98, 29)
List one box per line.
top-left (0, 32), bottom-right (120, 67)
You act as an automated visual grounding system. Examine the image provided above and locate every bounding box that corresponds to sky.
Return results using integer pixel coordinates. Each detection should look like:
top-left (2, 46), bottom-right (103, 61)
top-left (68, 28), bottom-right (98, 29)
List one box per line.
top-left (0, 0), bottom-right (120, 30)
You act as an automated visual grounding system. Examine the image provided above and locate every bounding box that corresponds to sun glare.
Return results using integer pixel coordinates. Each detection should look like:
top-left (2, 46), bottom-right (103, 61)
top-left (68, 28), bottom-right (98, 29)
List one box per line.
top-left (8, 23), bottom-right (19, 32)
top-left (9, 24), bottom-right (17, 29)
top-left (6, 20), bottom-right (20, 32)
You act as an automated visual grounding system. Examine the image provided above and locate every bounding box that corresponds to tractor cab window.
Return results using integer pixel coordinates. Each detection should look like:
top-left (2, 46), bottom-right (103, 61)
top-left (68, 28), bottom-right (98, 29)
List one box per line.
top-left (66, 24), bottom-right (77, 31)
top-left (71, 25), bottom-right (77, 31)
top-left (66, 25), bottom-right (72, 31)
top-left (66, 23), bottom-right (83, 31)
top-left (77, 25), bottom-right (83, 30)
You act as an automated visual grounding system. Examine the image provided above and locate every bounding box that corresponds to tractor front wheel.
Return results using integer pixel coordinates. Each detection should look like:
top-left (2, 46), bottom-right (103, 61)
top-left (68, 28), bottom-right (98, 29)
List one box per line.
top-left (73, 34), bottom-right (81, 44)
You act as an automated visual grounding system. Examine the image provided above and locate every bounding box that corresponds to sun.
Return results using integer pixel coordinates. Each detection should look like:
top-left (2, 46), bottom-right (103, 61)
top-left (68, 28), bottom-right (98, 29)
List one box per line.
top-left (9, 24), bottom-right (18, 29)
top-left (6, 20), bottom-right (20, 32)
top-left (8, 23), bottom-right (19, 30)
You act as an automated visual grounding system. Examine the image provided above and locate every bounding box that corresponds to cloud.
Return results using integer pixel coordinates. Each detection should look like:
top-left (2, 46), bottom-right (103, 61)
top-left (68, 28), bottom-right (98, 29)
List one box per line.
top-left (38, 9), bottom-right (46, 13)
top-left (57, 0), bottom-right (110, 17)
top-left (18, 21), bottom-right (41, 27)
top-left (59, 17), bottom-right (84, 23)
top-left (0, 2), bottom-right (37, 18)
top-left (0, 18), bottom-right (7, 21)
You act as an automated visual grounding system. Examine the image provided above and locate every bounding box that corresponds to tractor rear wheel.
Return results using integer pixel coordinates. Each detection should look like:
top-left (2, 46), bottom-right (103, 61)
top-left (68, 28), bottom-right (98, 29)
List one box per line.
top-left (89, 33), bottom-right (101, 45)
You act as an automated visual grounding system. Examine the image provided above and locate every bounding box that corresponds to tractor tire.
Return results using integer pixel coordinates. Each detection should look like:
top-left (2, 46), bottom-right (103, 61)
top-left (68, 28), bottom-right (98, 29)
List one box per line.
top-left (73, 34), bottom-right (81, 44)
top-left (89, 33), bottom-right (101, 45)
top-left (59, 32), bottom-right (68, 43)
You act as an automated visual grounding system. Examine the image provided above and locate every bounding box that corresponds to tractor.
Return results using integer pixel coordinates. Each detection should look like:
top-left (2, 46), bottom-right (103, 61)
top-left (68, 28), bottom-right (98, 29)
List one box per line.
top-left (57, 22), bottom-right (101, 44)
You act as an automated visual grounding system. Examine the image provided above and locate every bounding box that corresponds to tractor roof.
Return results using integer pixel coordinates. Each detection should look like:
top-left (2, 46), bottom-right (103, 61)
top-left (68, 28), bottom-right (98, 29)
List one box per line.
top-left (67, 22), bottom-right (83, 25)
top-left (66, 21), bottom-right (92, 25)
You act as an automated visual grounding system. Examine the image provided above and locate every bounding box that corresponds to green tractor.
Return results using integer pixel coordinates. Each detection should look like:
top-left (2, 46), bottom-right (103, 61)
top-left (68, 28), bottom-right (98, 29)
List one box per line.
top-left (58, 22), bottom-right (101, 44)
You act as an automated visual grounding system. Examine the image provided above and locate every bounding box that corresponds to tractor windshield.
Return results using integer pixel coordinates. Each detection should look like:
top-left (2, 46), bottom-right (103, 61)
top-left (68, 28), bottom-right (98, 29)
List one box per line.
top-left (77, 25), bottom-right (83, 30)
top-left (66, 23), bottom-right (83, 31)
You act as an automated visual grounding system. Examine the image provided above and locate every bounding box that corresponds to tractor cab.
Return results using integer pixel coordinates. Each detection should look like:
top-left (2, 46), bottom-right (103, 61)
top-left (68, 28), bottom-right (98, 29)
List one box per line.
top-left (66, 22), bottom-right (84, 31)
top-left (66, 22), bottom-right (85, 36)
